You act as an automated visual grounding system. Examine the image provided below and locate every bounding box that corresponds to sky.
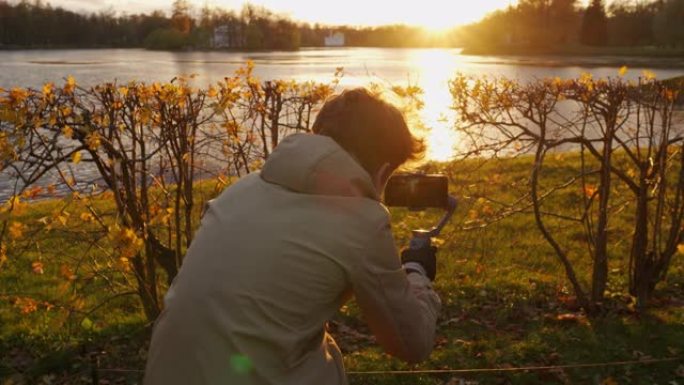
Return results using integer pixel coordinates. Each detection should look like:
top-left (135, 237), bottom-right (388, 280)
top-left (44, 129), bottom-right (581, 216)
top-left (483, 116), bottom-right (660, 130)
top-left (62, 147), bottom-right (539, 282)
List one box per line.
top-left (34, 0), bottom-right (516, 28)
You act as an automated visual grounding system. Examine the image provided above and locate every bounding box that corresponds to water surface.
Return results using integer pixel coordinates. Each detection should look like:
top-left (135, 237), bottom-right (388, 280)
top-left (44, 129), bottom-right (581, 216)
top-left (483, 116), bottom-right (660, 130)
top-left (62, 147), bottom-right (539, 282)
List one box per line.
top-left (1, 48), bottom-right (682, 199)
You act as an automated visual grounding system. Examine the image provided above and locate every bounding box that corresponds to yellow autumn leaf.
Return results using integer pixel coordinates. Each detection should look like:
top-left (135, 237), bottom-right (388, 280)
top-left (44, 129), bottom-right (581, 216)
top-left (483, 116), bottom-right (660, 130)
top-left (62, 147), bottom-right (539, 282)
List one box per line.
top-left (60, 265), bottom-right (77, 281)
top-left (31, 261), bottom-right (44, 275)
top-left (5, 195), bottom-right (25, 213)
top-left (120, 257), bottom-right (132, 272)
top-left (9, 87), bottom-right (29, 103)
top-left (584, 184), bottom-right (598, 198)
top-left (432, 237), bottom-right (445, 247)
top-left (664, 89), bottom-right (677, 102)
top-left (61, 125), bottom-right (74, 139)
top-left (80, 212), bottom-right (94, 222)
top-left (73, 298), bottom-right (85, 311)
top-left (71, 151), bottom-right (82, 164)
top-left (64, 75), bottom-right (76, 93)
top-left (42, 82), bottom-right (54, 96)
top-left (618, 66), bottom-right (628, 77)
top-left (8, 221), bottom-right (25, 240)
top-left (138, 108), bottom-right (152, 125)
top-left (642, 70), bottom-right (656, 81)
top-left (20, 186), bottom-right (40, 200)
top-left (109, 225), bottom-right (144, 260)
top-left (54, 211), bottom-right (69, 227)
top-left (86, 132), bottom-right (101, 150)
top-left (677, 244), bottom-right (684, 255)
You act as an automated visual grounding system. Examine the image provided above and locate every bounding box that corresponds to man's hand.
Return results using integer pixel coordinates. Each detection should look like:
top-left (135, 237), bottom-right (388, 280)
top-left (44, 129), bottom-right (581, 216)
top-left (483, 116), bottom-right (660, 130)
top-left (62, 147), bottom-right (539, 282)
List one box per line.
top-left (401, 246), bottom-right (437, 281)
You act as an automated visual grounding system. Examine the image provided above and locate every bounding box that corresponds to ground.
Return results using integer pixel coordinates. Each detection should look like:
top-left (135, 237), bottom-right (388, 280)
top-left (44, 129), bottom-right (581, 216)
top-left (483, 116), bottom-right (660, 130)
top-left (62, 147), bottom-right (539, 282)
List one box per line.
top-left (1, 155), bottom-right (683, 385)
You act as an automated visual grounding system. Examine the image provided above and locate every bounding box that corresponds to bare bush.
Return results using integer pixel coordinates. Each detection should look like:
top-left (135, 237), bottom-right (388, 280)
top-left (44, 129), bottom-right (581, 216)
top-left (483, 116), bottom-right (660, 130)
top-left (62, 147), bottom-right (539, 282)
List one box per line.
top-left (0, 64), bottom-right (339, 321)
top-left (451, 73), bottom-right (683, 311)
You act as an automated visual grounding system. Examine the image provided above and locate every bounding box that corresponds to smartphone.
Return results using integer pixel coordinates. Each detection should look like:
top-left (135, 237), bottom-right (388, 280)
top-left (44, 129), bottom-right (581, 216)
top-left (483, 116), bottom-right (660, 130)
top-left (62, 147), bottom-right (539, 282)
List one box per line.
top-left (384, 174), bottom-right (449, 209)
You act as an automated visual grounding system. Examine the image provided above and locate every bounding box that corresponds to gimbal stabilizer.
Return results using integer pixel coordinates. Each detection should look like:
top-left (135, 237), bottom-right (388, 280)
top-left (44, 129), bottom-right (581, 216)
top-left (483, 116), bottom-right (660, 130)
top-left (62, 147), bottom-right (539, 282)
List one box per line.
top-left (408, 195), bottom-right (458, 251)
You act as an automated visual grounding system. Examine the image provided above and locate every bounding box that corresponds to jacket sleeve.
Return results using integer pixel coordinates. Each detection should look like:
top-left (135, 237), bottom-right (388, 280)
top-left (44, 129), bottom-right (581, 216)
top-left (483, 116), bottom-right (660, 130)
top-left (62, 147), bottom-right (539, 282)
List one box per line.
top-left (350, 217), bottom-right (442, 364)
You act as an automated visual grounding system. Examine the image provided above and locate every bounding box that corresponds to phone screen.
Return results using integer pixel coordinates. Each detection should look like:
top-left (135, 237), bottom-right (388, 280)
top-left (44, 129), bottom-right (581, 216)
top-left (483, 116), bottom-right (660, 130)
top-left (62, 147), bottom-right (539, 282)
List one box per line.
top-left (384, 174), bottom-right (448, 208)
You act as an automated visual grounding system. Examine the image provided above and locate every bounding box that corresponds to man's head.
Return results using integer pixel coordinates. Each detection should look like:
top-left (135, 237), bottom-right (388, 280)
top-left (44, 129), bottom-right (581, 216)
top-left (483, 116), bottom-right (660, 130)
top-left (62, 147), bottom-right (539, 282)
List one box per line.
top-left (312, 88), bottom-right (425, 191)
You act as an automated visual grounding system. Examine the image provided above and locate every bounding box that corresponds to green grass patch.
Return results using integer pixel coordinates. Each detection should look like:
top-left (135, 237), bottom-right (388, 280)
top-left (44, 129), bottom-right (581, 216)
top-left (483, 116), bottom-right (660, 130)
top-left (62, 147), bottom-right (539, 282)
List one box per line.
top-left (1, 155), bottom-right (683, 385)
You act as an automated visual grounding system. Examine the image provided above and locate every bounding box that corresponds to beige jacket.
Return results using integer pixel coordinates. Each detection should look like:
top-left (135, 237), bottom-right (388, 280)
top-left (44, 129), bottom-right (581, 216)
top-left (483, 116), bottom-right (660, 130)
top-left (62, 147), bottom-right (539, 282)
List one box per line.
top-left (144, 133), bottom-right (441, 385)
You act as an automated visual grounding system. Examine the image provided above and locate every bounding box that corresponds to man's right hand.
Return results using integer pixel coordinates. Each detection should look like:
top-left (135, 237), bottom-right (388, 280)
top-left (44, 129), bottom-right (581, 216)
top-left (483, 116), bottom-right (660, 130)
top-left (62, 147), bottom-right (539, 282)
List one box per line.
top-left (401, 246), bottom-right (437, 281)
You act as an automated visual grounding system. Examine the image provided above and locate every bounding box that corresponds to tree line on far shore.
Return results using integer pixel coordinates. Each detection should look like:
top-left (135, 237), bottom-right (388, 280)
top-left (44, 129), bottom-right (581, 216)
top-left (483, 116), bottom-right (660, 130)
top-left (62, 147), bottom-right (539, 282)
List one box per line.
top-left (0, 0), bottom-right (457, 51)
top-left (0, 0), bottom-right (683, 51)
top-left (462, 0), bottom-right (684, 53)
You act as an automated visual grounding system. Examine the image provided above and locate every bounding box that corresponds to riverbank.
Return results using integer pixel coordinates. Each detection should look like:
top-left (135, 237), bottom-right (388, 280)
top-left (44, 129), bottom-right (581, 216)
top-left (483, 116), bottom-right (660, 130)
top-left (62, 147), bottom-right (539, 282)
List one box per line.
top-left (4, 45), bottom-right (684, 72)
top-left (462, 45), bottom-right (684, 68)
top-left (4, 44), bottom-right (684, 56)
top-left (0, 44), bottom-right (136, 51)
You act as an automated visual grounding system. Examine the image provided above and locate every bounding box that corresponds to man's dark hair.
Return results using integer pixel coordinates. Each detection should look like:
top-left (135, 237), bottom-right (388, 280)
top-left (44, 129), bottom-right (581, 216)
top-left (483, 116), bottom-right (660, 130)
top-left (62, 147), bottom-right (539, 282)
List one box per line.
top-left (312, 88), bottom-right (425, 175)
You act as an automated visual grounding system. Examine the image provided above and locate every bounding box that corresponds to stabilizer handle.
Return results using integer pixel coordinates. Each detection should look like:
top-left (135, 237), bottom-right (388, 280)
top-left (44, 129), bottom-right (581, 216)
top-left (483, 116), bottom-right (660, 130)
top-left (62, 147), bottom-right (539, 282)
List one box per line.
top-left (408, 195), bottom-right (458, 250)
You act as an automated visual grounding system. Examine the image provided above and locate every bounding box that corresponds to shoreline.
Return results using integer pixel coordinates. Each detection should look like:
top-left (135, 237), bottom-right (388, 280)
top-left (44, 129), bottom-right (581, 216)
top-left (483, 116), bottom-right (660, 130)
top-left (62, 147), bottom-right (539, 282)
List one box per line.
top-left (2, 45), bottom-right (684, 69)
top-left (460, 45), bottom-right (684, 68)
top-left (466, 56), bottom-right (684, 70)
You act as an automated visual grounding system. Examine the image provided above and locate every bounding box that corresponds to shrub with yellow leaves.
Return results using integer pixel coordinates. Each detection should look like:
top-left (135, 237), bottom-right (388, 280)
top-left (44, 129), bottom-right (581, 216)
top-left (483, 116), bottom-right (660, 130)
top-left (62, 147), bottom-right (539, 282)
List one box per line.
top-left (64, 75), bottom-right (76, 94)
top-left (0, 64), bottom-right (401, 322)
top-left (449, 71), bottom-right (683, 312)
top-left (108, 225), bottom-right (144, 260)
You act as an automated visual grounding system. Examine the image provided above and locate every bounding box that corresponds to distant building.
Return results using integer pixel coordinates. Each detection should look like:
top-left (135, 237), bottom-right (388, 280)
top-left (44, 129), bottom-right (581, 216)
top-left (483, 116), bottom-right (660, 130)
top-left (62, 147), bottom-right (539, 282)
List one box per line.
top-left (212, 24), bottom-right (244, 49)
top-left (213, 25), bottom-right (231, 48)
top-left (324, 32), bottom-right (345, 47)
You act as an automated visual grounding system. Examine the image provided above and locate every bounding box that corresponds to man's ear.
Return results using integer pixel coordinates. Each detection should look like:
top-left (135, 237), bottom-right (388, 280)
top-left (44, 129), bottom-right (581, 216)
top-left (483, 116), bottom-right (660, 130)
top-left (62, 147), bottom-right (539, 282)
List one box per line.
top-left (373, 162), bottom-right (393, 193)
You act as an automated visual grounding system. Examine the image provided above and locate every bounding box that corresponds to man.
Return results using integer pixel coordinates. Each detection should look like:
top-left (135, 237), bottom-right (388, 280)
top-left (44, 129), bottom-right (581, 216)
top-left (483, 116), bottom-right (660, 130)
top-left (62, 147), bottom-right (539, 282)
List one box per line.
top-left (144, 88), bottom-right (442, 385)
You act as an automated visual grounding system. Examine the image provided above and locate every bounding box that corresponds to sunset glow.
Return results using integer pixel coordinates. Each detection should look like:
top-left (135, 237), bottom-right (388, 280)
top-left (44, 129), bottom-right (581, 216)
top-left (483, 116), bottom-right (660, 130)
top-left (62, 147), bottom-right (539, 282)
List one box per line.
top-left (237, 0), bottom-right (513, 28)
top-left (52, 0), bottom-right (514, 28)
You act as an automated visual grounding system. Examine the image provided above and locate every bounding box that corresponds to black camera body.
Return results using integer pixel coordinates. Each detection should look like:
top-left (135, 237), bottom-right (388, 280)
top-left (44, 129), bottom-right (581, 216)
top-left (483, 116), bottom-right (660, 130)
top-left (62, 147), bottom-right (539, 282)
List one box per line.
top-left (383, 173), bottom-right (458, 251)
top-left (384, 174), bottom-right (449, 209)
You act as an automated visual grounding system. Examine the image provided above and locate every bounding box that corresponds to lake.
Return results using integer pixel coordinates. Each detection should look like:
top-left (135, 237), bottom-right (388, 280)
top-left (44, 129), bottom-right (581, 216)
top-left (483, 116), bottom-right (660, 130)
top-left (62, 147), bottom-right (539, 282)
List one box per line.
top-left (2, 48), bottom-right (684, 158)
top-left (0, 48), bottom-right (683, 199)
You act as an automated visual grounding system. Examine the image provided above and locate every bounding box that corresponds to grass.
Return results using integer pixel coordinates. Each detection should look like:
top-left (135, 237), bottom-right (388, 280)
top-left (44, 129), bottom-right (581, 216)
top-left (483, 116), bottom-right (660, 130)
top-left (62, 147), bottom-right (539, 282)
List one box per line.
top-left (1, 154), bottom-right (683, 385)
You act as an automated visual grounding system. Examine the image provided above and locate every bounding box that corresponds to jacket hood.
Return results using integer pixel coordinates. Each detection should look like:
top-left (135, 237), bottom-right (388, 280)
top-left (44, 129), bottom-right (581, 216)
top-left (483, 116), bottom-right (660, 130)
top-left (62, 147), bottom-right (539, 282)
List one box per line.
top-left (260, 133), bottom-right (379, 201)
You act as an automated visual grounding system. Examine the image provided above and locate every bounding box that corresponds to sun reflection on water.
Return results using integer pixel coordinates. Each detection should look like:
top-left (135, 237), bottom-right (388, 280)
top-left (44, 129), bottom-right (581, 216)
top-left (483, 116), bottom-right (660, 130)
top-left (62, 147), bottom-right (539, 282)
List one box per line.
top-left (329, 48), bottom-right (466, 163)
top-left (406, 49), bottom-right (462, 162)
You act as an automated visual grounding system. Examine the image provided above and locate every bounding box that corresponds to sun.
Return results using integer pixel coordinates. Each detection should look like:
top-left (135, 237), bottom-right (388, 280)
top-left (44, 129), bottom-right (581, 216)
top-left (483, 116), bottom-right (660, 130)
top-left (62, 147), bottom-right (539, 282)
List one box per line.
top-left (401, 2), bottom-right (485, 30)
top-left (214, 0), bottom-right (513, 29)
top-left (421, 24), bottom-right (455, 36)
